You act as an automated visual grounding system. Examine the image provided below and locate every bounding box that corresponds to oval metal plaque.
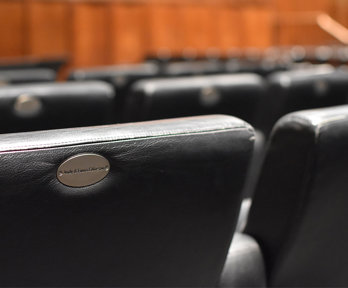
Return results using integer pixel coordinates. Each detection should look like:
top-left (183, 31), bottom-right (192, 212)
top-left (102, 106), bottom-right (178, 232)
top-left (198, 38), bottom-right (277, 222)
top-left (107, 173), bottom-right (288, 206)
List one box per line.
top-left (57, 154), bottom-right (110, 188)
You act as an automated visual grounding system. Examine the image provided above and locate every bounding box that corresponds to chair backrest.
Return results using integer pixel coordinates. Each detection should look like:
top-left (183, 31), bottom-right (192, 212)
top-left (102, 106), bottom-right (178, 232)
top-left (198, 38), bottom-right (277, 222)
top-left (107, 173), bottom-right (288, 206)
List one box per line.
top-left (125, 74), bottom-right (265, 128)
top-left (0, 81), bottom-right (114, 133)
top-left (68, 63), bottom-right (160, 121)
top-left (68, 63), bottom-right (160, 89)
top-left (225, 59), bottom-right (288, 76)
top-left (164, 60), bottom-right (224, 76)
top-left (0, 56), bottom-right (67, 72)
top-left (0, 69), bottom-right (56, 85)
top-left (246, 105), bottom-right (348, 286)
top-left (261, 65), bottom-right (348, 133)
top-left (0, 115), bottom-right (254, 287)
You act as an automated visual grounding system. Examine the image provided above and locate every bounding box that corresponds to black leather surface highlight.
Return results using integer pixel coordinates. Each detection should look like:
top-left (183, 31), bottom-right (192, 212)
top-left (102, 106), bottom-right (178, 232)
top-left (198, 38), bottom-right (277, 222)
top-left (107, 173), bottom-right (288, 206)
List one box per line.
top-left (68, 63), bottom-right (159, 85)
top-left (125, 73), bottom-right (265, 128)
top-left (0, 69), bottom-right (56, 84)
top-left (225, 59), bottom-right (288, 76)
top-left (220, 233), bottom-right (266, 287)
top-left (164, 60), bottom-right (224, 76)
top-left (246, 105), bottom-right (348, 286)
top-left (0, 81), bottom-right (114, 133)
top-left (261, 65), bottom-right (348, 133)
top-left (0, 57), bottom-right (67, 72)
top-left (0, 115), bottom-right (254, 287)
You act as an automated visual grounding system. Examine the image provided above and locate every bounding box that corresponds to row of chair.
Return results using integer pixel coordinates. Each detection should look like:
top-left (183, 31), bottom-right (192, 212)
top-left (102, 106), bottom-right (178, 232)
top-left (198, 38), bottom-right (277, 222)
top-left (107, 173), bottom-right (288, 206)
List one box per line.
top-left (1, 63), bottom-right (348, 137)
top-left (0, 53), bottom-right (348, 286)
top-left (0, 104), bottom-right (347, 286)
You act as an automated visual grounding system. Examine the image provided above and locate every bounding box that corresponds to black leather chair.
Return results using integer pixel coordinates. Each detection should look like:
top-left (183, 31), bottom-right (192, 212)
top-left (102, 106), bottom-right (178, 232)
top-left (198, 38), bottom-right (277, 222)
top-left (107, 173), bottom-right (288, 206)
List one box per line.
top-left (0, 81), bottom-right (114, 133)
top-left (164, 60), bottom-right (224, 76)
top-left (125, 73), bottom-right (265, 128)
top-left (261, 65), bottom-right (348, 134)
top-left (0, 114), bottom-right (254, 287)
top-left (0, 69), bottom-right (56, 85)
top-left (246, 105), bottom-right (348, 286)
top-left (68, 63), bottom-right (160, 85)
top-left (0, 56), bottom-right (67, 72)
top-left (225, 59), bottom-right (288, 77)
top-left (68, 63), bottom-right (160, 122)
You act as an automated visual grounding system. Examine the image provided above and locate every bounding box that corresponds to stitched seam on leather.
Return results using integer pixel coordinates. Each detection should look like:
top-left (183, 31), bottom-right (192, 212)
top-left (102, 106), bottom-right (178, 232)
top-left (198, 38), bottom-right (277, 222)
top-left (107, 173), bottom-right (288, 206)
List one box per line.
top-left (0, 126), bottom-right (250, 152)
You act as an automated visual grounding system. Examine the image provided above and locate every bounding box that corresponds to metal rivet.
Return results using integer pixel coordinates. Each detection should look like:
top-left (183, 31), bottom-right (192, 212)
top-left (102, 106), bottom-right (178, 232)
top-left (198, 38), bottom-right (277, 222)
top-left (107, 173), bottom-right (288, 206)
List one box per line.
top-left (314, 80), bottom-right (329, 98)
top-left (114, 76), bottom-right (127, 86)
top-left (200, 86), bottom-right (221, 107)
top-left (14, 93), bottom-right (42, 117)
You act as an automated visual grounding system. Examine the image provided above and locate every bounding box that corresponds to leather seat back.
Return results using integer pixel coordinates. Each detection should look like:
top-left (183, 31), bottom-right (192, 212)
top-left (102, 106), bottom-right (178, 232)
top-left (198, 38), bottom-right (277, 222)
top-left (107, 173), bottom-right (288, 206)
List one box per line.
top-left (261, 65), bottom-right (348, 133)
top-left (164, 60), bottom-right (224, 76)
top-left (225, 59), bottom-right (288, 76)
top-left (68, 63), bottom-right (160, 86)
top-left (0, 115), bottom-right (254, 287)
top-left (125, 73), bottom-right (265, 127)
top-left (68, 63), bottom-right (160, 121)
top-left (246, 105), bottom-right (348, 286)
top-left (0, 81), bottom-right (114, 133)
top-left (0, 69), bottom-right (56, 85)
top-left (0, 57), bottom-right (66, 72)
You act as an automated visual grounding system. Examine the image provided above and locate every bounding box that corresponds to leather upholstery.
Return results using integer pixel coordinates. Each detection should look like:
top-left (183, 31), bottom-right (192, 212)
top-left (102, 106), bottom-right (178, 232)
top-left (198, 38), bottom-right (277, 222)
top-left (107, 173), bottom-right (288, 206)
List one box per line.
top-left (0, 115), bottom-right (254, 287)
top-left (125, 74), bottom-right (265, 127)
top-left (220, 233), bottom-right (266, 287)
top-left (0, 69), bottom-right (56, 85)
top-left (68, 63), bottom-right (160, 85)
top-left (261, 65), bottom-right (348, 133)
top-left (0, 57), bottom-right (67, 72)
top-left (68, 63), bottom-right (160, 121)
top-left (246, 105), bottom-right (348, 286)
top-left (164, 60), bottom-right (224, 76)
top-left (0, 81), bottom-right (114, 133)
top-left (225, 59), bottom-right (288, 76)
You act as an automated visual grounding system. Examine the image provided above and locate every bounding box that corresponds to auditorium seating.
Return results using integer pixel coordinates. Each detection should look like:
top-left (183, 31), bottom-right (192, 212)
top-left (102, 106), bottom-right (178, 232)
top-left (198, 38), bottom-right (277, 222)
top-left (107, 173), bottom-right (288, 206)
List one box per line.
top-left (260, 65), bottom-right (348, 133)
top-left (163, 60), bottom-right (224, 76)
top-left (0, 115), bottom-right (254, 287)
top-left (68, 63), bottom-right (160, 121)
top-left (0, 69), bottom-right (56, 85)
top-left (225, 58), bottom-right (289, 76)
top-left (245, 105), bottom-right (348, 286)
top-left (68, 63), bottom-right (160, 86)
top-left (124, 73), bottom-right (265, 128)
top-left (0, 56), bottom-right (67, 73)
top-left (2, 16), bottom-right (348, 284)
top-left (0, 81), bottom-right (114, 133)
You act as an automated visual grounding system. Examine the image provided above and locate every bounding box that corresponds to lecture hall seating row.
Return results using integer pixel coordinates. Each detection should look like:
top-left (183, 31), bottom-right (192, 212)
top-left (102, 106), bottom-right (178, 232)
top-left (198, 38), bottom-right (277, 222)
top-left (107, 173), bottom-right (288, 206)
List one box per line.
top-left (0, 66), bottom-right (347, 286)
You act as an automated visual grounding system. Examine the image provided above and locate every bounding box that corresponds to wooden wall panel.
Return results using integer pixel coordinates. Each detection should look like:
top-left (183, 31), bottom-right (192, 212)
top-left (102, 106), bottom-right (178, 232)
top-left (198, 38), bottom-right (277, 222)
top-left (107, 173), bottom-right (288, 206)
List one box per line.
top-left (1, 0), bottom-right (347, 66)
top-left (110, 2), bottom-right (148, 63)
top-left (147, 2), bottom-right (184, 56)
top-left (334, 0), bottom-right (348, 28)
top-left (241, 7), bottom-right (274, 49)
top-left (276, 17), bottom-right (337, 46)
top-left (216, 4), bottom-right (243, 53)
top-left (273, 0), bottom-right (334, 13)
top-left (179, 2), bottom-right (219, 56)
top-left (272, 0), bottom-right (339, 46)
top-left (0, 0), bottom-right (25, 57)
top-left (71, 2), bottom-right (110, 67)
top-left (28, 0), bottom-right (70, 57)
